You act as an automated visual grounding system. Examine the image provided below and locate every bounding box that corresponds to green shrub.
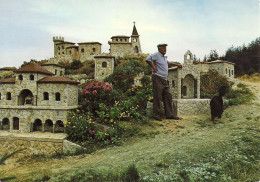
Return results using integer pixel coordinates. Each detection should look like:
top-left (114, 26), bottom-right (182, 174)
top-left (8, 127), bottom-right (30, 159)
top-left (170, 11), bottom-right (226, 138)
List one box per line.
top-left (200, 69), bottom-right (233, 98)
top-left (70, 60), bottom-right (83, 70)
top-left (122, 164), bottom-right (140, 182)
top-left (225, 83), bottom-right (254, 106)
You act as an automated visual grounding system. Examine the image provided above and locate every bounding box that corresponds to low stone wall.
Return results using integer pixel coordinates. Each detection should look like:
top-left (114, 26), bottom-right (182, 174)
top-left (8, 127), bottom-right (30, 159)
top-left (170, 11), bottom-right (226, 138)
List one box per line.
top-left (0, 136), bottom-right (86, 156)
top-left (173, 99), bottom-right (210, 116)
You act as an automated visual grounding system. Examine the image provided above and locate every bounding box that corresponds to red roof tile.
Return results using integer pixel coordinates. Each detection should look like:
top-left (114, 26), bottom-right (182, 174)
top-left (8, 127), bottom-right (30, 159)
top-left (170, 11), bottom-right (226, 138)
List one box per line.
top-left (38, 76), bottom-right (80, 85)
top-left (15, 63), bottom-right (54, 75)
top-left (0, 77), bottom-right (15, 84)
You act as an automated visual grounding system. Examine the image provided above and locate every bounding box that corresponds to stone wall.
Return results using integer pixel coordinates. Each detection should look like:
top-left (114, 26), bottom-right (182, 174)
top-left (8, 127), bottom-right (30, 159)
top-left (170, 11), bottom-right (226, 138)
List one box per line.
top-left (110, 43), bottom-right (132, 57)
top-left (41, 65), bottom-right (65, 76)
top-left (173, 99), bottom-right (210, 116)
top-left (37, 83), bottom-right (78, 107)
top-left (0, 136), bottom-right (86, 156)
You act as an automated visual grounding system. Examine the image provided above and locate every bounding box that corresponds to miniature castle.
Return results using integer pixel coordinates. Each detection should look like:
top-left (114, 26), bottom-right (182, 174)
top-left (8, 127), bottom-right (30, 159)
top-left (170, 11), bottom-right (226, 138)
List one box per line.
top-left (0, 63), bottom-right (79, 133)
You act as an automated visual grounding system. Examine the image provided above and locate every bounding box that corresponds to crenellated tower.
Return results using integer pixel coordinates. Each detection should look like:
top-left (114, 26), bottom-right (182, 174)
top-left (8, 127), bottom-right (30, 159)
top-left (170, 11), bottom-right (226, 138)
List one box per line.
top-left (131, 22), bottom-right (142, 54)
top-left (53, 36), bottom-right (64, 56)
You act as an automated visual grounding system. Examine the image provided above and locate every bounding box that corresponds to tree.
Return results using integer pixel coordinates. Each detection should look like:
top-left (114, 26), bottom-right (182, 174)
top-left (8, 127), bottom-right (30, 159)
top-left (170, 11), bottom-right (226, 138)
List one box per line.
top-left (207, 50), bottom-right (219, 62)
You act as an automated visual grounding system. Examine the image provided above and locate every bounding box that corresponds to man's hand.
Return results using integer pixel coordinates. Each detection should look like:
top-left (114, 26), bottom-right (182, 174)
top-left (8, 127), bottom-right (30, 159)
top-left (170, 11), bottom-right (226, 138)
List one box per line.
top-left (152, 67), bottom-right (158, 73)
top-left (177, 64), bottom-right (182, 68)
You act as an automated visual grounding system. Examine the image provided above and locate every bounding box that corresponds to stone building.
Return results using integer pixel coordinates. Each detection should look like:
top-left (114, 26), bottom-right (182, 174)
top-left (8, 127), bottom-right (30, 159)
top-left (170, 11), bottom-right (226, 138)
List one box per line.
top-left (195, 60), bottom-right (235, 79)
top-left (94, 55), bottom-right (115, 81)
top-left (108, 23), bottom-right (142, 57)
top-left (0, 63), bottom-right (79, 133)
top-left (41, 63), bottom-right (65, 76)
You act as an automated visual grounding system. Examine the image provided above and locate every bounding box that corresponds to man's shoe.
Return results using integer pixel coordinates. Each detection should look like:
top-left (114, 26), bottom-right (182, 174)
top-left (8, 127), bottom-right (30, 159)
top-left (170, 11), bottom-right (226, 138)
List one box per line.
top-left (153, 116), bottom-right (162, 121)
top-left (166, 116), bottom-right (181, 120)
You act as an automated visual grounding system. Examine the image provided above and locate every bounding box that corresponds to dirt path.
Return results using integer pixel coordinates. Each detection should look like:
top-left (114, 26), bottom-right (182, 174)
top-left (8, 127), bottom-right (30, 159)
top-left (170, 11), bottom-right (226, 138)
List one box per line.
top-left (1, 80), bottom-right (259, 181)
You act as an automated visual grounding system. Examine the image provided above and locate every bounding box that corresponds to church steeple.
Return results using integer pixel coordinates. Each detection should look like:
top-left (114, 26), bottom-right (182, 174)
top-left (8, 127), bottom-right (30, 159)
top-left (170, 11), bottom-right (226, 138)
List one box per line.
top-left (131, 21), bottom-right (139, 36)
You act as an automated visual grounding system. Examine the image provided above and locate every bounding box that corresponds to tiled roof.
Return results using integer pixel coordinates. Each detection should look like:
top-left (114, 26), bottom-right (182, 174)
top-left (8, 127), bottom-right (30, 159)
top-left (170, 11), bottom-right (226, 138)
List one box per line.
top-left (38, 76), bottom-right (80, 85)
top-left (195, 60), bottom-right (235, 65)
top-left (0, 77), bottom-right (15, 84)
top-left (15, 63), bottom-right (54, 75)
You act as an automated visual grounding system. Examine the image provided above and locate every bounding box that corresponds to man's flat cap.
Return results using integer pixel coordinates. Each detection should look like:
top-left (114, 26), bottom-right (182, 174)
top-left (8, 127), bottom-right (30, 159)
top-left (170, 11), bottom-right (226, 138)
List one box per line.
top-left (157, 43), bottom-right (168, 47)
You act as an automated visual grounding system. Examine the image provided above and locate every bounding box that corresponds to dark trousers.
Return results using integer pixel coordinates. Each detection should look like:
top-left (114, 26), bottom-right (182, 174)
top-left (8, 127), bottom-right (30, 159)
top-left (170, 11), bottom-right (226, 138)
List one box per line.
top-left (152, 75), bottom-right (174, 118)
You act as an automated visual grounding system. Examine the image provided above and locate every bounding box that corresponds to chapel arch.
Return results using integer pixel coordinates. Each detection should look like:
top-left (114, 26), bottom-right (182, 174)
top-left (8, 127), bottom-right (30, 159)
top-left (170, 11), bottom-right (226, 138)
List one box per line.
top-left (13, 117), bottom-right (19, 130)
top-left (2, 118), bottom-right (10, 130)
top-left (33, 119), bottom-right (42, 132)
top-left (181, 74), bottom-right (195, 99)
top-left (44, 119), bottom-right (53, 132)
top-left (134, 46), bottom-right (139, 53)
top-left (55, 120), bottom-right (64, 133)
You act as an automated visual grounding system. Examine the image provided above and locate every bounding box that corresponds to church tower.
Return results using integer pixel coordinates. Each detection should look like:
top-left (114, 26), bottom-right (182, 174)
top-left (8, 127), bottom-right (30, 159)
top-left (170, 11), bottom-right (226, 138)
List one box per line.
top-left (131, 22), bottom-right (142, 54)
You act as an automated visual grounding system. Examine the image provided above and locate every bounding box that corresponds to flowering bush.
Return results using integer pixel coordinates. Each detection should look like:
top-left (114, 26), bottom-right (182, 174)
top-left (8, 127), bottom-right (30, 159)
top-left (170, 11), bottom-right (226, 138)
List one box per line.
top-left (82, 81), bottom-right (113, 114)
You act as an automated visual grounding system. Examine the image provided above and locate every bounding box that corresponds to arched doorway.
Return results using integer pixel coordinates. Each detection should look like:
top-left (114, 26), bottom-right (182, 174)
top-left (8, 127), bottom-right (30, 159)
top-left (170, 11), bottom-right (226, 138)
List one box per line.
top-left (181, 74), bottom-right (195, 99)
top-left (55, 120), bottom-right (64, 133)
top-left (33, 119), bottom-right (42, 131)
top-left (18, 89), bottom-right (33, 105)
top-left (44, 119), bottom-right (53, 132)
top-left (13, 117), bottom-right (19, 130)
top-left (2, 118), bottom-right (10, 130)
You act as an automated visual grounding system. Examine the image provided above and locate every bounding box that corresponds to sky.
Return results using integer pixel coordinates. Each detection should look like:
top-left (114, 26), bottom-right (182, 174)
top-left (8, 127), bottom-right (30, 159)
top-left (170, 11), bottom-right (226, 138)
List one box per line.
top-left (0, 0), bottom-right (259, 68)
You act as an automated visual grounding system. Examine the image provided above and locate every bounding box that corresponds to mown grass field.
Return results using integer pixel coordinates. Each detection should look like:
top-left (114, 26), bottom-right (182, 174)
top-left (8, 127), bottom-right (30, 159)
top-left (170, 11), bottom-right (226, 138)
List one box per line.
top-left (1, 81), bottom-right (259, 182)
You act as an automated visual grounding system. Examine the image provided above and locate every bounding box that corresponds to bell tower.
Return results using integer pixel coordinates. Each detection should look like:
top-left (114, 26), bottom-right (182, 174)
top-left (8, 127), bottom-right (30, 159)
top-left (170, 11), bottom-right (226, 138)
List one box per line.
top-left (131, 22), bottom-right (142, 54)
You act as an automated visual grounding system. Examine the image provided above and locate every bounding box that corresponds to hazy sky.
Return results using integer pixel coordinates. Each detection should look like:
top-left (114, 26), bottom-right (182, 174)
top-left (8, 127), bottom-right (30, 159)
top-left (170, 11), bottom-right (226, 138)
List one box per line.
top-left (0, 0), bottom-right (259, 68)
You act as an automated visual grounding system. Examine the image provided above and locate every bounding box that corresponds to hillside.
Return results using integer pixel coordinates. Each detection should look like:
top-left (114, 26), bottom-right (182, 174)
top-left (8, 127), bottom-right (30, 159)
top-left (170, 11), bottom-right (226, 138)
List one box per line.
top-left (1, 81), bottom-right (259, 182)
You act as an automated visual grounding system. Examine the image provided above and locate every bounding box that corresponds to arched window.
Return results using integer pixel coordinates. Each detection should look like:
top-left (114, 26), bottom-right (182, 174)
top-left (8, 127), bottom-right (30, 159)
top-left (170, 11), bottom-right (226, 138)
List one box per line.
top-left (55, 92), bottom-right (61, 101)
top-left (92, 48), bottom-right (96, 52)
top-left (62, 52), bottom-right (64, 54)
top-left (18, 75), bottom-right (23, 81)
top-left (58, 52), bottom-right (60, 55)
top-left (0, 92), bottom-right (1, 100)
top-left (81, 48), bottom-right (84, 53)
top-left (172, 80), bottom-right (175, 87)
top-left (232, 70), bottom-right (234, 75)
top-left (125, 38), bottom-right (127, 41)
top-left (120, 39), bottom-right (122, 42)
top-left (7, 92), bottom-right (11, 100)
top-left (60, 71), bottom-right (62, 76)
top-left (102, 62), bottom-right (107, 68)
top-left (44, 119), bottom-right (53, 132)
top-left (229, 69), bottom-right (231, 77)
top-left (55, 120), bottom-right (64, 133)
top-left (2, 118), bottom-right (10, 130)
top-left (226, 68), bottom-right (227, 74)
top-left (30, 74), bottom-right (34, 80)
top-left (116, 38), bottom-right (118, 42)
top-left (55, 69), bottom-right (57, 75)
top-left (134, 46), bottom-right (139, 53)
top-left (58, 47), bottom-right (60, 50)
top-left (69, 50), bottom-right (72, 54)
top-left (44, 92), bottom-right (49, 100)
top-left (62, 46), bottom-right (64, 49)
top-left (33, 119), bottom-right (42, 131)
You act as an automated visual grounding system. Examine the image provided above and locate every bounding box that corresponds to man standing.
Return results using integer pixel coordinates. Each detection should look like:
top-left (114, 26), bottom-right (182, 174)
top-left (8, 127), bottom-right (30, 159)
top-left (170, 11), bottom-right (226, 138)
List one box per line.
top-left (146, 44), bottom-right (182, 121)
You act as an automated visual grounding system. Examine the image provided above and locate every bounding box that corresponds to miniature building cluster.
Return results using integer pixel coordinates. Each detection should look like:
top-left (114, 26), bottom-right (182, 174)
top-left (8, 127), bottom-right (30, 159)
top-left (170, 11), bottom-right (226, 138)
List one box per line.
top-left (0, 63), bottom-right (79, 133)
top-left (0, 23), bottom-right (236, 133)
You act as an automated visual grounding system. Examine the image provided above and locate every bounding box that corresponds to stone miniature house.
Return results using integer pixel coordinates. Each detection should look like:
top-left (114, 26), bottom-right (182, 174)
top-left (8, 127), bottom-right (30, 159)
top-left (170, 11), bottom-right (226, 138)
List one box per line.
top-left (168, 50), bottom-right (200, 100)
top-left (0, 63), bottom-right (79, 133)
top-left (195, 60), bottom-right (235, 79)
top-left (168, 51), bottom-right (209, 116)
top-left (41, 63), bottom-right (65, 76)
top-left (94, 55), bottom-right (115, 81)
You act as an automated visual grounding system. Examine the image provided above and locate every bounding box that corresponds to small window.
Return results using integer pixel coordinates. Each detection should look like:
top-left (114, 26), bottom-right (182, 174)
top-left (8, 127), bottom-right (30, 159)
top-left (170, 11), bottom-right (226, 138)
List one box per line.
top-left (30, 74), bottom-right (34, 80)
top-left (62, 46), bottom-right (64, 49)
top-left (120, 39), bottom-right (122, 42)
top-left (60, 71), bottom-right (62, 76)
top-left (58, 47), bottom-right (60, 50)
top-left (92, 48), bottom-right (96, 52)
top-left (81, 48), bottom-right (84, 53)
top-left (18, 75), bottom-right (23, 81)
top-left (69, 50), bottom-right (72, 54)
top-left (58, 52), bottom-right (60, 55)
top-left (102, 62), bottom-right (107, 68)
top-left (55, 92), bottom-right (61, 101)
top-left (229, 70), bottom-right (231, 77)
top-left (0, 92), bottom-right (1, 100)
top-left (55, 69), bottom-right (57, 75)
top-left (226, 68), bottom-right (227, 74)
top-left (116, 38), bottom-right (118, 42)
top-left (44, 92), bottom-right (49, 100)
top-left (172, 80), bottom-right (175, 87)
top-left (232, 70), bottom-right (234, 75)
top-left (62, 52), bottom-right (64, 54)
top-left (125, 38), bottom-right (127, 41)
top-left (7, 92), bottom-right (11, 100)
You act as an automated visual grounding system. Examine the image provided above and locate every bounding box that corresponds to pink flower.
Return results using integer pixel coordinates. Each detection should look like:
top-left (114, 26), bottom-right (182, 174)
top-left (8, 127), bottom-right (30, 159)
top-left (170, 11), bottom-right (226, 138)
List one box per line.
top-left (93, 130), bottom-right (96, 134)
top-left (92, 90), bottom-right (98, 94)
top-left (102, 127), bottom-right (105, 131)
top-left (88, 129), bottom-right (92, 133)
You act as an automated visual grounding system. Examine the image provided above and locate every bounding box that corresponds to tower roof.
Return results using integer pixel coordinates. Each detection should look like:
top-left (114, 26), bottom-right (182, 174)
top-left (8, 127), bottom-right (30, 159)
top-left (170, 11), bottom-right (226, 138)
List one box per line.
top-left (132, 24), bottom-right (139, 36)
top-left (15, 63), bottom-right (54, 75)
